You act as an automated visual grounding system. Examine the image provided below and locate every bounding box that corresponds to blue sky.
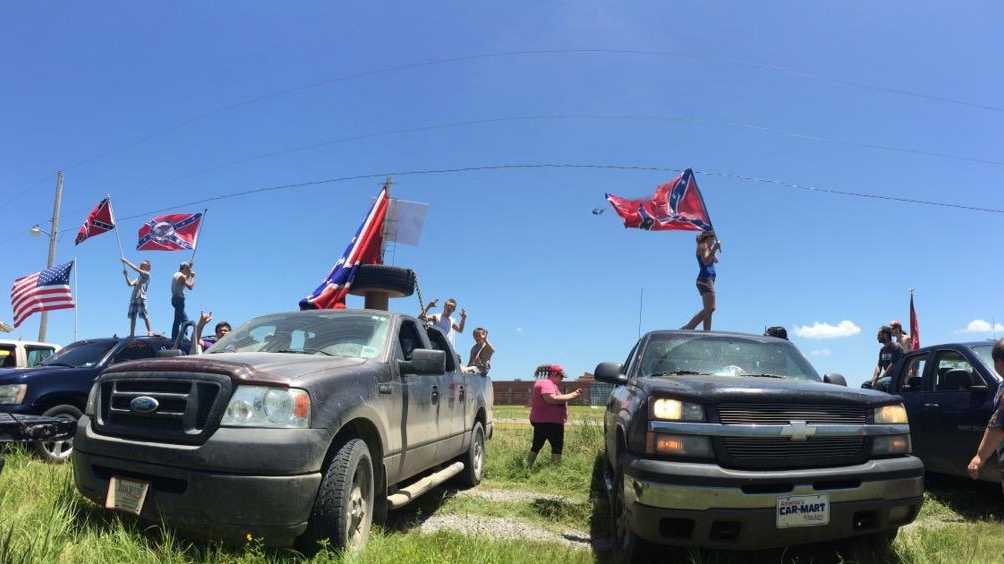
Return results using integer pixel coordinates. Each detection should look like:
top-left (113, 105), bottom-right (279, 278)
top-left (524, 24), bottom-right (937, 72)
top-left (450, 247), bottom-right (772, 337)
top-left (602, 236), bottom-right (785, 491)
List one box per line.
top-left (3, 2), bottom-right (1002, 386)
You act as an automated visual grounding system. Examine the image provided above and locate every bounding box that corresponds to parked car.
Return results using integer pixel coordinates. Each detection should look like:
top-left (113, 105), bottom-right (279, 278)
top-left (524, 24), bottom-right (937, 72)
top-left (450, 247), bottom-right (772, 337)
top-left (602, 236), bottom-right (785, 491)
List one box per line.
top-left (0, 339), bottom-right (60, 369)
top-left (0, 412), bottom-right (76, 476)
top-left (596, 330), bottom-right (923, 557)
top-left (865, 341), bottom-right (999, 481)
top-left (0, 335), bottom-right (177, 462)
top-left (73, 308), bottom-right (493, 551)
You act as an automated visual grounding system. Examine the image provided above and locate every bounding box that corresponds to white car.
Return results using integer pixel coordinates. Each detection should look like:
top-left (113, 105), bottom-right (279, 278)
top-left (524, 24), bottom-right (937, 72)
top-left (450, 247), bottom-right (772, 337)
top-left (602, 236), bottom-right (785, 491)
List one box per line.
top-left (0, 340), bottom-right (60, 369)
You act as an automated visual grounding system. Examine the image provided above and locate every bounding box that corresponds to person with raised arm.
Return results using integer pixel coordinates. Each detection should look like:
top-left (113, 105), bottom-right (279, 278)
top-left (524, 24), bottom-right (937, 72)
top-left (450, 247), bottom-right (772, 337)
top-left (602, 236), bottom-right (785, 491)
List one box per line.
top-left (682, 231), bottom-right (720, 331)
top-left (526, 364), bottom-right (582, 467)
top-left (171, 261), bottom-right (196, 341)
top-left (121, 258), bottom-right (153, 337)
top-left (418, 297), bottom-right (467, 346)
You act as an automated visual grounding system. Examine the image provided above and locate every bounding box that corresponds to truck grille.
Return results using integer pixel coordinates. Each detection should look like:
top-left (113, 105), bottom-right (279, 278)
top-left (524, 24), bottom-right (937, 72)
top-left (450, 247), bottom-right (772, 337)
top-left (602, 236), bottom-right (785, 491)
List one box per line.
top-left (717, 403), bottom-right (868, 425)
top-left (96, 372), bottom-right (231, 445)
top-left (717, 436), bottom-right (868, 470)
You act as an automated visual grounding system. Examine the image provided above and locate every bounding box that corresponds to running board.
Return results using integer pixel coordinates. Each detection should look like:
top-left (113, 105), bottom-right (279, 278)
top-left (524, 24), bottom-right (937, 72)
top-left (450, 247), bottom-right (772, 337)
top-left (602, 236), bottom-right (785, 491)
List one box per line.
top-left (387, 461), bottom-right (465, 509)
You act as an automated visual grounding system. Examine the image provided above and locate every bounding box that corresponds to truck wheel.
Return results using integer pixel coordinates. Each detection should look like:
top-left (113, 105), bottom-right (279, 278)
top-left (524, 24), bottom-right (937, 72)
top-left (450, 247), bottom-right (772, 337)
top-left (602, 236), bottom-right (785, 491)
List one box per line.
top-left (32, 404), bottom-right (81, 463)
top-left (608, 463), bottom-right (646, 562)
top-left (349, 265), bottom-right (416, 297)
top-left (300, 439), bottom-right (375, 553)
top-left (456, 421), bottom-right (485, 488)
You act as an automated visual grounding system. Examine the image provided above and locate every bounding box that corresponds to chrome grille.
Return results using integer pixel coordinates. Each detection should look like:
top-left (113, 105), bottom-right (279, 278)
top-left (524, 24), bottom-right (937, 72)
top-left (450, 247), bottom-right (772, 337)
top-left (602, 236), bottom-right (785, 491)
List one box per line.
top-left (718, 436), bottom-right (868, 470)
top-left (717, 403), bottom-right (868, 425)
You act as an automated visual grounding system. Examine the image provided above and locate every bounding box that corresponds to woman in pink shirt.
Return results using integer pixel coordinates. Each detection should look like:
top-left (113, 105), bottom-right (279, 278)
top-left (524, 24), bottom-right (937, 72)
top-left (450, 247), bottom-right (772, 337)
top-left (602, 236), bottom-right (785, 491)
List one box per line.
top-left (526, 365), bottom-right (582, 467)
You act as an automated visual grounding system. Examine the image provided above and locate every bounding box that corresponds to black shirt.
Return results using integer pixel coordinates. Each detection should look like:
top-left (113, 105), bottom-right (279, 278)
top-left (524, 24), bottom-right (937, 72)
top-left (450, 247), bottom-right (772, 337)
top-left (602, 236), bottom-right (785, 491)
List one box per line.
top-left (878, 342), bottom-right (904, 372)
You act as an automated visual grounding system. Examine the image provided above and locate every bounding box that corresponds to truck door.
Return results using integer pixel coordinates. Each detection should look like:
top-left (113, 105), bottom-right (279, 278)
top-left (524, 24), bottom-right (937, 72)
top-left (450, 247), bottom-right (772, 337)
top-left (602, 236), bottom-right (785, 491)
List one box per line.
top-left (895, 353), bottom-right (932, 465)
top-left (427, 327), bottom-right (466, 459)
top-left (397, 319), bottom-right (442, 479)
top-left (924, 349), bottom-right (993, 478)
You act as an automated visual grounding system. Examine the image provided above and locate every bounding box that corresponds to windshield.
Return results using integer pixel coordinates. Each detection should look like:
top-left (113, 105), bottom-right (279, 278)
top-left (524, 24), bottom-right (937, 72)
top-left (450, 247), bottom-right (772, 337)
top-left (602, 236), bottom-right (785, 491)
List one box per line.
top-left (41, 340), bottom-right (116, 368)
top-left (208, 311), bottom-right (390, 359)
top-left (970, 344), bottom-right (996, 375)
top-left (639, 334), bottom-right (821, 381)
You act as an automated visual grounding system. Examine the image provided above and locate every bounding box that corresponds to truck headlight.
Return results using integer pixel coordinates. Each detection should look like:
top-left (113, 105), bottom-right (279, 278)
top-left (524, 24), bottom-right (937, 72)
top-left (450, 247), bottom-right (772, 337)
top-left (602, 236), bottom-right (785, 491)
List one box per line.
top-left (874, 404), bottom-right (908, 424)
top-left (650, 398), bottom-right (705, 421)
top-left (221, 386), bottom-right (310, 428)
top-left (646, 432), bottom-right (713, 458)
top-left (0, 384), bottom-right (27, 405)
top-left (85, 383), bottom-right (98, 416)
top-left (872, 435), bottom-right (911, 455)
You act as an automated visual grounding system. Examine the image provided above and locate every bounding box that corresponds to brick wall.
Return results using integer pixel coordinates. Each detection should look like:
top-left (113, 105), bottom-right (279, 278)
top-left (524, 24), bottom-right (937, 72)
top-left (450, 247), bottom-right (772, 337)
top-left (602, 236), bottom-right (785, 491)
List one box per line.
top-left (492, 374), bottom-right (613, 406)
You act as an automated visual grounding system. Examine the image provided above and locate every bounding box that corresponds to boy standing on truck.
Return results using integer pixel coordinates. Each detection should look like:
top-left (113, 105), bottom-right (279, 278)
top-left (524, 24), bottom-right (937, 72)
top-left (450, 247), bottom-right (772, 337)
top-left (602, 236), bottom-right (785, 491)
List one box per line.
top-left (418, 297), bottom-right (467, 346)
top-left (122, 258), bottom-right (152, 336)
top-left (465, 327), bottom-right (494, 376)
top-left (968, 339), bottom-right (1004, 486)
top-left (870, 326), bottom-right (904, 387)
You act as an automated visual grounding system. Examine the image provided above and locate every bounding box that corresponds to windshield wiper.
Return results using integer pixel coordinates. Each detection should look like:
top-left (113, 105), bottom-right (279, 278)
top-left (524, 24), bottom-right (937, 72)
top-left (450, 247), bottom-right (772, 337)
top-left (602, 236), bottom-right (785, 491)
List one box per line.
top-left (742, 373), bottom-right (786, 379)
top-left (651, 370), bottom-right (713, 377)
top-left (276, 348), bottom-right (334, 357)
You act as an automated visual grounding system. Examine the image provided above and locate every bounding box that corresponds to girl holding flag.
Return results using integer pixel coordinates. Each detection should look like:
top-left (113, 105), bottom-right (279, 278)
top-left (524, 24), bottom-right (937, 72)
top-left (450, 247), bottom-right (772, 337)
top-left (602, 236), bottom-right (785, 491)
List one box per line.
top-left (682, 230), bottom-right (720, 331)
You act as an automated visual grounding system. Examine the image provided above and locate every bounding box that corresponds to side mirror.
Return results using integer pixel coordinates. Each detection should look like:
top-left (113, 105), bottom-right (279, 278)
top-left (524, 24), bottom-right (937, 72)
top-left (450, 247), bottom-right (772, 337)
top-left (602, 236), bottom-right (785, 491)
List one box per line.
top-left (594, 362), bottom-right (627, 385)
top-left (823, 373), bottom-right (847, 387)
top-left (399, 349), bottom-right (445, 375)
top-left (157, 349), bottom-right (184, 358)
top-left (860, 381), bottom-right (873, 389)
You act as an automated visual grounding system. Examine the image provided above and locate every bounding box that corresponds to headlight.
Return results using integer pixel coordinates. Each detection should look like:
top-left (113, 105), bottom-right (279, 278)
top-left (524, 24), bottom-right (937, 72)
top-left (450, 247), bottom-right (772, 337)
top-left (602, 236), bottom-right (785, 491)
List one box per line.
top-left (221, 386), bottom-right (310, 428)
top-left (0, 384), bottom-right (27, 405)
top-left (85, 383), bottom-right (98, 416)
top-left (650, 398), bottom-right (705, 421)
top-left (874, 404), bottom-right (908, 424)
top-left (646, 432), bottom-right (714, 458)
top-left (872, 435), bottom-right (911, 455)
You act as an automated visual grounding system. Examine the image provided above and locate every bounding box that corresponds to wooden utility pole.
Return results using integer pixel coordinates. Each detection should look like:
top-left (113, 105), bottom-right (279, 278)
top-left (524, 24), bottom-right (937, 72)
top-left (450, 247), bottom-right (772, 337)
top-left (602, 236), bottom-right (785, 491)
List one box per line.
top-left (38, 171), bottom-right (64, 342)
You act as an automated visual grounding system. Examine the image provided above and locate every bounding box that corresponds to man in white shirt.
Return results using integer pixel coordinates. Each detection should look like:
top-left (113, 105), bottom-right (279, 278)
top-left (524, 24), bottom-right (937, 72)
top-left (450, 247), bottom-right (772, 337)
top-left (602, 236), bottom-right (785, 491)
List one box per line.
top-left (418, 298), bottom-right (467, 345)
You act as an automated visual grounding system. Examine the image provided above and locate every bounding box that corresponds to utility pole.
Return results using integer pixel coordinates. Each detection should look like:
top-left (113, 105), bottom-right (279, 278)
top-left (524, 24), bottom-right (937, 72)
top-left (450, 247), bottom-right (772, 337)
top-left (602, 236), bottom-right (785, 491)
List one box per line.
top-left (38, 171), bottom-right (64, 342)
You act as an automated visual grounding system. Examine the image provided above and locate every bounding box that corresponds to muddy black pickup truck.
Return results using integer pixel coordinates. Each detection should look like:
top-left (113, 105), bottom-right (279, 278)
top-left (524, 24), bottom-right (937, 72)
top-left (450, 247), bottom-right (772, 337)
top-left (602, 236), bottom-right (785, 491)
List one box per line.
top-left (73, 309), bottom-right (493, 551)
top-left (596, 330), bottom-right (923, 558)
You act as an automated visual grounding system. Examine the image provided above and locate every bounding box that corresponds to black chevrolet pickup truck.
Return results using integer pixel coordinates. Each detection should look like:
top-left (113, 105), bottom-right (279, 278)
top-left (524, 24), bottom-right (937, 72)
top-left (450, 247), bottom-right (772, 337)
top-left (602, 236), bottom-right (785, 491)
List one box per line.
top-left (596, 330), bottom-right (923, 557)
top-left (73, 309), bottom-right (493, 551)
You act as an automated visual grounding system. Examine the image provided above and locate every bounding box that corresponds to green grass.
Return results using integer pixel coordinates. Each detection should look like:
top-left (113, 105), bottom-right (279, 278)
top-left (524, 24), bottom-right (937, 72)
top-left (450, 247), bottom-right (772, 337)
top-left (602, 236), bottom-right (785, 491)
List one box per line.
top-left (5, 423), bottom-right (1004, 563)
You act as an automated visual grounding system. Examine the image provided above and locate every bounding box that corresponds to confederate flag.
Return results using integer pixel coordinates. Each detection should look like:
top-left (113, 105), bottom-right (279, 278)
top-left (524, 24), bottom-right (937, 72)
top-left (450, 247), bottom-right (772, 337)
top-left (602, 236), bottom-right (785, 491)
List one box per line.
top-left (606, 168), bottom-right (713, 232)
top-left (137, 212), bottom-right (203, 251)
top-left (75, 198), bottom-right (116, 245)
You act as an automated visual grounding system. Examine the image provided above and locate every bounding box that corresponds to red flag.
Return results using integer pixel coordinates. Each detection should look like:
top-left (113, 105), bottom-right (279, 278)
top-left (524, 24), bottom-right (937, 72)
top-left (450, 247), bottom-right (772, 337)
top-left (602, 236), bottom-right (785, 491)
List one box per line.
top-left (909, 294), bottom-right (920, 351)
top-left (606, 169), bottom-right (713, 232)
top-left (75, 198), bottom-right (116, 245)
top-left (137, 212), bottom-right (203, 251)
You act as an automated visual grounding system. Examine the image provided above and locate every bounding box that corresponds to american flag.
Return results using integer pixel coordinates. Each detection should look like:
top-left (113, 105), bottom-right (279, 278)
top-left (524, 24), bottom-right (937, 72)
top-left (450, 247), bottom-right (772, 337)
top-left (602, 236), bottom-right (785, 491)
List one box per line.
top-left (10, 262), bottom-right (75, 328)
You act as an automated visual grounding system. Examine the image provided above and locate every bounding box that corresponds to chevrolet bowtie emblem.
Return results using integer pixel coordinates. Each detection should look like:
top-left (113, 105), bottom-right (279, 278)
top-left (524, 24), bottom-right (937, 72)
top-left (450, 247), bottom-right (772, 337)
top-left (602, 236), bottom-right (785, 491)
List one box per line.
top-left (781, 420), bottom-right (816, 441)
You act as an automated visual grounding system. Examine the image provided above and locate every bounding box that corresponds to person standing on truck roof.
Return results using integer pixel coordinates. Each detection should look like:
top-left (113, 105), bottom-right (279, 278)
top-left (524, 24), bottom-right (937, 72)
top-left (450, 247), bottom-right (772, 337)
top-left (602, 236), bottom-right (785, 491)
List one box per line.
top-left (418, 298), bottom-right (466, 345)
top-left (870, 325), bottom-right (904, 387)
top-left (526, 365), bottom-right (582, 467)
top-left (682, 231), bottom-right (720, 331)
top-left (464, 327), bottom-right (494, 375)
top-left (122, 258), bottom-right (153, 337)
top-left (968, 339), bottom-right (1004, 486)
top-left (170, 262), bottom-right (196, 341)
top-left (890, 321), bottom-right (912, 352)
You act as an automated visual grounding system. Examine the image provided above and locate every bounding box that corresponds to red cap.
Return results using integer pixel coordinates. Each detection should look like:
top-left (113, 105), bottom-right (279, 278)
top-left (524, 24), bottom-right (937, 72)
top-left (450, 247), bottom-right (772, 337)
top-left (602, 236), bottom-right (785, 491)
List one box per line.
top-left (547, 364), bottom-right (566, 377)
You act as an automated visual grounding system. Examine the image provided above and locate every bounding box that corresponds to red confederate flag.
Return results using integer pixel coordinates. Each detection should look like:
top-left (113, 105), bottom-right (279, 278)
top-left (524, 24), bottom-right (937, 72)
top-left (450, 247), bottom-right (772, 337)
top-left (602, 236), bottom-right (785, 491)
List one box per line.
top-left (75, 198), bottom-right (116, 245)
top-left (137, 212), bottom-right (203, 251)
top-left (606, 169), bottom-right (713, 232)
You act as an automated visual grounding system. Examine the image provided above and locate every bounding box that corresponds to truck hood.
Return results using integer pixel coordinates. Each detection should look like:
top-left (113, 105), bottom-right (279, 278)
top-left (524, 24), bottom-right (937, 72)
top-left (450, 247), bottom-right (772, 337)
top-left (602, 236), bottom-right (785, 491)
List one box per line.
top-left (638, 374), bottom-right (898, 406)
top-left (103, 352), bottom-right (368, 386)
top-left (0, 366), bottom-right (94, 384)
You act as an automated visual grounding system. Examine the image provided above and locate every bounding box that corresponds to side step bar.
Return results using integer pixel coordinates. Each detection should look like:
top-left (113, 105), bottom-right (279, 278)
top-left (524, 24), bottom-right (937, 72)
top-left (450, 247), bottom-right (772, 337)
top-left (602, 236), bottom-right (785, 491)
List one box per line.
top-left (387, 461), bottom-right (465, 509)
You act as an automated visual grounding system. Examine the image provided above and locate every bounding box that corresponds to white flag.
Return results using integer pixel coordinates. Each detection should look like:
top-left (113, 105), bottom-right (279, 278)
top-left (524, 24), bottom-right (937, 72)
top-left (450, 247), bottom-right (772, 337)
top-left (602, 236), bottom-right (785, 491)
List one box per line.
top-left (384, 199), bottom-right (429, 246)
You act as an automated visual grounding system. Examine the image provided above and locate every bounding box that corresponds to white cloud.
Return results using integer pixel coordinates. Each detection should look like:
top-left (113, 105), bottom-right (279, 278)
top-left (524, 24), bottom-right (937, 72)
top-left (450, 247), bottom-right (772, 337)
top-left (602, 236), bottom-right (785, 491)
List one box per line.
top-left (794, 321), bottom-right (861, 340)
top-left (961, 319), bottom-right (1004, 333)
top-left (810, 349), bottom-right (832, 357)
top-left (515, 327), bottom-right (524, 334)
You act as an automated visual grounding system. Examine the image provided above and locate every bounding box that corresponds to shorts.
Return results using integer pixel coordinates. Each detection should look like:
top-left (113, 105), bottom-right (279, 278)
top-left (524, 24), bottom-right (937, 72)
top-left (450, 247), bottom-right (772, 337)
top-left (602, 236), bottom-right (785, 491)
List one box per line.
top-left (697, 279), bottom-right (715, 296)
top-left (530, 422), bottom-right (564, 455)
top-left (128, 299), bottom-right (148, 319)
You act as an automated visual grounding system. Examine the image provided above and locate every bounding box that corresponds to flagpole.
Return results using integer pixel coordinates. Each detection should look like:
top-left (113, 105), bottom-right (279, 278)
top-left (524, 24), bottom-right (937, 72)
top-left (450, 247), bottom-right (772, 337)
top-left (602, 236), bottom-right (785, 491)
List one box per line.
top-left (108, 194), bottom-right (126, 260)
top-left (73, 256), bottom-right (78, 341)
top-left (189, 208), bottom-right (208, 265)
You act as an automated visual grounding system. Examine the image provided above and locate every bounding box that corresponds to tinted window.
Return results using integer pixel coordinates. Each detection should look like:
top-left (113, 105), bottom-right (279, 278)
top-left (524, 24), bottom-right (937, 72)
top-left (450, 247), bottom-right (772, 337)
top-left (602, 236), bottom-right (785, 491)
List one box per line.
top-left (426, 328), bottom-right (456, 371)
top-left (970, 345), bottom-right (996, 374)
top-left (622, 342), bottom-right (640, 378)
top-left (113, 341), bottom-right (157, 363)
top-left (0, 345), bottom-right (15, 368)
top-left (42, 341), bottom-right (116, 368)
top-left (898, 355), bottom-right (928, 392)
top-left (398, 320), bottom-right (422, 361)
top-left (211, 311), bottom-right (389, 359)
top-left (25, 346), bottom-right (55, 367)
top-left (933, 350), bottom-right (977, 391)
top-left (639, 334), bottom-right (820, 381)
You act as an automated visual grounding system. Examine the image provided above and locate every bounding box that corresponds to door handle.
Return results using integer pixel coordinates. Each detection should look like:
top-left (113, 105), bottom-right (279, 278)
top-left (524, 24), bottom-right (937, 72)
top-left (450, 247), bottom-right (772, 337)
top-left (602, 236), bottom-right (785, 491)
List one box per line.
top-left (923, 402), bottom-right (940, 408)
top-left (378, 384), bottom-right (392, 395)
top-left (459, 385), bottom-right (465, 402)
top-left (431, 385), bottom-right (439, 404)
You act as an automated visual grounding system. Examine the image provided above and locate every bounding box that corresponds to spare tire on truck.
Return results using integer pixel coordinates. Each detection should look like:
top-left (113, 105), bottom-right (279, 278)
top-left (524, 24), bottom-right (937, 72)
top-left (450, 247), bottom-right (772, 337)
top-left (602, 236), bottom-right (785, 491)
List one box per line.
top-left (349, 265), bottom-right (416, 298)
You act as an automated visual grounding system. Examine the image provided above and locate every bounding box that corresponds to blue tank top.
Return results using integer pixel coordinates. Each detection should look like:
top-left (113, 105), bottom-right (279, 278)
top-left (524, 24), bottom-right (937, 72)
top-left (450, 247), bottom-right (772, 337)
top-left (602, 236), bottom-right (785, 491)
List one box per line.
top-left (697, 253), bottom-right (716, 281)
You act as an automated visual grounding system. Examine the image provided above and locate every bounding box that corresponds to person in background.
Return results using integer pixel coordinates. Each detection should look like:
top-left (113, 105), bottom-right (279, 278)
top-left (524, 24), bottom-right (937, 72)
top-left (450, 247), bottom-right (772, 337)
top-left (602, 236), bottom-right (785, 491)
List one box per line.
top-left (465, 327), bottom-right (494, 376)
top-left (890, 320), bottom-right (912, 352)
top-left (764, 326), bottom-right (788, 340)
top-left (526, 365), bottom-right (582, 467)
top-left (191, 311), bottom-right (214, 354)
top-left (171, 262), bottom-right (196, 341)
top-left (870, 325), bottom-right (904, 387)
top-left (418, 297), bottom-right (467, 345)
top-left (122, 258), bottom-right (153, 337)
top-left (967, 339), bottom-right (1004, 486)
top-left (682, 230), bottom-right (720, 331)
top-left (201, 321), bottom-right (231, 351)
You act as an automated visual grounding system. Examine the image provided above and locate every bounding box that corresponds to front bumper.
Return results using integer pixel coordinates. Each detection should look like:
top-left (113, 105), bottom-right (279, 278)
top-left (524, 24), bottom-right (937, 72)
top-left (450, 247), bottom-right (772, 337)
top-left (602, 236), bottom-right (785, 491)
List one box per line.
top-left (623, 455), bottom-right (924, 550)
top-left (73, 415), bottom-right (326, 545)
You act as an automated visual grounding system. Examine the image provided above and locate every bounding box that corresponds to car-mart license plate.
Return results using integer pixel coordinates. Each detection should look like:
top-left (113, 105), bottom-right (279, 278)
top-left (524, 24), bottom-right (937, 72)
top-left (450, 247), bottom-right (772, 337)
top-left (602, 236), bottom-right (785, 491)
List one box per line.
top-left (776, 494), bottom-right (829, 529)
top-left (105, 476), bottom-right (150, 515)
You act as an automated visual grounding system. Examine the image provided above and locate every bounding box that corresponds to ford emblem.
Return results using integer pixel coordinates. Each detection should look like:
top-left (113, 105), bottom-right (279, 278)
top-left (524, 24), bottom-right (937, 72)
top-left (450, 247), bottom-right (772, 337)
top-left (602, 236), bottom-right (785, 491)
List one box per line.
top-left (129, 395), bottom-right (159, 414)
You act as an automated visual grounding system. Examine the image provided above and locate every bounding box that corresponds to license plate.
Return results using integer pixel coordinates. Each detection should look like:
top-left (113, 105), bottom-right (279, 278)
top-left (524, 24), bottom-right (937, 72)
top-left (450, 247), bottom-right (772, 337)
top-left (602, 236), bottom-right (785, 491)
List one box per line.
top-left (105, 476), bottom-right (150, 515)
top-left (776, 494), bottom-right (829, 529)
